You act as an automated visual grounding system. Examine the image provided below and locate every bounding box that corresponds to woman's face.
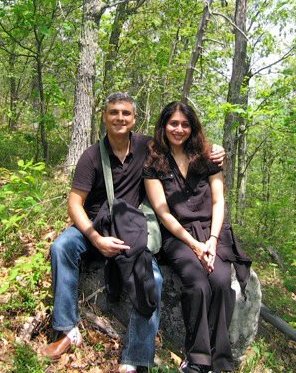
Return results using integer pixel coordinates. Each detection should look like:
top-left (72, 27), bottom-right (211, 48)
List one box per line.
top-left (165, 110), bottom-right (192, 149)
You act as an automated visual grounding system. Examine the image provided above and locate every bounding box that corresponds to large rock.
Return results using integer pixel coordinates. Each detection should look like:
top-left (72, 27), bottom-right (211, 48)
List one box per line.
top-left (79, 259), bottom-right (261, 364)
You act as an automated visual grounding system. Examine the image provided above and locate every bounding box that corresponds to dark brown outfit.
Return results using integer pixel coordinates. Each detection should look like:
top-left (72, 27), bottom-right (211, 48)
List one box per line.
top-left (74, 133), bottom-right (158, 317)
top-left (72, 133), bottom-right (150, 219)
top-left (143, 155), bottom-right (251, 372)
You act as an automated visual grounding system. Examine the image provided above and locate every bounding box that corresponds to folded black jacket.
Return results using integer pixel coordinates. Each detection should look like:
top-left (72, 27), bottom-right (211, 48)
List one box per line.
top-left (93, 198), bottom-right (157, 318)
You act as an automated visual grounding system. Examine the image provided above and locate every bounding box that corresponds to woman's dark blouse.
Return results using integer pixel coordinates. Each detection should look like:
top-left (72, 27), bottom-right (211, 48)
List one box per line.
top-left (143, 153), bottom-right (252, 292)
top-left (143, 154), bottom-right (222, 239)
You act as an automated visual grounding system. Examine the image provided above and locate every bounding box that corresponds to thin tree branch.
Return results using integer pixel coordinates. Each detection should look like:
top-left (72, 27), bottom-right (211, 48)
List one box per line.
top-left (32, 0), bottom-right (40, 45)
top-left (254, 80), bottom-right (295, 113)
top-left (81, 307), bottom-right (121, 340)
top-left (186, 97), bottom-right (203, 115)
top-left (242, 135), bottom-right (268, 176)
top-left (252, 31), bottom-right (265, 50)
top-left (203, 37), bottom-right (225, 46)
top-left (58, 0), bottom-right (66, 18)
top-left (42, 7), bottom-right (62, 64)
top-left (0, 43), bottom-right (35, 58)
top-left (99, 0), bottom-right (132, 14)
top-left (96, 0), bottom-right (145, 18)
top-left (251, 47), bottom-right (295, 77)
top-left (211, 11), bottom-right (249, 41)
top-left (208, 65), bottom-right (229, 81)
top-left (58, 0), bottom-right (82, 19)
top-left (127, 0), bottom-right (147, 14)
top-left (247, 0), bottom-right (269, 33)
top-left (0, 22), bottom-right (36, 55)
top-left (16, 55), bottom-right (31, 92)
top-left (44, 3), bottom-right (78, 64)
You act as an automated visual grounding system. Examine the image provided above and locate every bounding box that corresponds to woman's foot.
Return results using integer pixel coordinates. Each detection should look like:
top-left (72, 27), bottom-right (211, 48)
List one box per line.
top-left (179, 360), bottom-right (210, 373)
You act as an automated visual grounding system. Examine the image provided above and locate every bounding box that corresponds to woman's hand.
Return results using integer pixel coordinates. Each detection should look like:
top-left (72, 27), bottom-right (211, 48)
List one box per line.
top-left (205, 236), bottom-right (217, 272)
top-left (190, 239), bottom-right (212, 272)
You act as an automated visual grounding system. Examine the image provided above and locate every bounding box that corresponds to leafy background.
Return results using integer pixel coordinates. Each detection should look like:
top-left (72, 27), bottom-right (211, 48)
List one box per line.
top-left (0, 0), bottom-right (295, 372)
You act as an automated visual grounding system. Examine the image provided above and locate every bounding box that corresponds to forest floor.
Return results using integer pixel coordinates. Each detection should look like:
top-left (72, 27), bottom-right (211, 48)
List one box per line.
top-left (0, 304), bottom-right (295, 372)
top-left (0, 300), bottom-right (295, 372)
top-left (0, 227), bottom-right (295, 373)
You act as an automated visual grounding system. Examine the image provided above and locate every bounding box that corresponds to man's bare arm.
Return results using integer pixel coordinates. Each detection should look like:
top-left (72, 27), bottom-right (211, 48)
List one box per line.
top-left (68, 188), bottom-right (130, 257)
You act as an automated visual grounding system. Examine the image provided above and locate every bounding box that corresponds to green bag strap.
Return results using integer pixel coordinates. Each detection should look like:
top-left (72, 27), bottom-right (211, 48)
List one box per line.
top-left (99, 139), bottom-right (114, 213)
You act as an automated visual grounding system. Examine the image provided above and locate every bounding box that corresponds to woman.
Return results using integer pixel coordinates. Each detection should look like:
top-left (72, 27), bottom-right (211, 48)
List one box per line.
top-left (143, 102), bottom-right (251, 373)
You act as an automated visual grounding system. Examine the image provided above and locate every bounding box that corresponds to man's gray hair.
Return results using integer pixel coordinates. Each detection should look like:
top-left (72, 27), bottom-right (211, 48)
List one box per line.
top-left (104, 92), bottom-right (136, 114)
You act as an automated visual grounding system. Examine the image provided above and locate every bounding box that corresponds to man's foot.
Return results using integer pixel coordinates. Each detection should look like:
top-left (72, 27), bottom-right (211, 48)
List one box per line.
top-left (40, 328), bottom-right (82, 361)
top-left (179, 360), bottom-right (210, 373)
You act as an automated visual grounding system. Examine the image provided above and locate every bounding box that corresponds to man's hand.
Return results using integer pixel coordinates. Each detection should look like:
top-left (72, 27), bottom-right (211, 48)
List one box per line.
top-left (68, 189), bottom-right (130, 257)
top-left (210, 144), bottom-right (225, 166)
top-left (89, 231), bottom-right (130, 257)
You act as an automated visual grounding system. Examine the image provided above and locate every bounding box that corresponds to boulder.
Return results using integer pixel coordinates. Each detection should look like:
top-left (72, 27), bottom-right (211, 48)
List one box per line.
top-left (79, 259), bottom-right (261, 363)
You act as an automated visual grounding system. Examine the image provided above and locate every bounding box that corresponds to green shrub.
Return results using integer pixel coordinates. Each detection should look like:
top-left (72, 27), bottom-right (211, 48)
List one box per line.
top-left (12, 343), bottom-right (46, 373)
top-left (0, 159), bottom-right (68, 262)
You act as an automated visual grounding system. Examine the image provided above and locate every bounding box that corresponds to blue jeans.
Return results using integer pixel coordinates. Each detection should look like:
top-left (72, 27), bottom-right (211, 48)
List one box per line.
top-left (51, 226), bottom-right (163, 366)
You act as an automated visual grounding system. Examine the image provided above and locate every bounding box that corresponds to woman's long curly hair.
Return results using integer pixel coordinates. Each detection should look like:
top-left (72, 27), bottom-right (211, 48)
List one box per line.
top-left (145, 101), bottom-right (211, 173)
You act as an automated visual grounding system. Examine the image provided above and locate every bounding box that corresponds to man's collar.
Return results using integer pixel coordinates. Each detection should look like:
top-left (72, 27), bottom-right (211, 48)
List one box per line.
top-left (103, 132), bottom-right (134, 156)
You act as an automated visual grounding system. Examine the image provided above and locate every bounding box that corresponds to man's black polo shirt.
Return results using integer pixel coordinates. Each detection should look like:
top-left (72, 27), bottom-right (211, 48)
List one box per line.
top-left (72, 132), bottom-right (151, 220)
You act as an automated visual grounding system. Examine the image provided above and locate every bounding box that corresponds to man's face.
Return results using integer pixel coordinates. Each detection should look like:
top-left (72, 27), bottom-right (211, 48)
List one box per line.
top-left (103, 101), bottom-right (136, 137)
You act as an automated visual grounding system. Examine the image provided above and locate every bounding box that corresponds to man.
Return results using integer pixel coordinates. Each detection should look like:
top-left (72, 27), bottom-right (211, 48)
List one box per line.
top-left (41, 92), bottom-right (225, 372)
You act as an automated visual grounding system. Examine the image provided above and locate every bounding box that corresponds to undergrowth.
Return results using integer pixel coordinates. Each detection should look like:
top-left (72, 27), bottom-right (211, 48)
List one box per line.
top-left (12, 343), bottom-right (46, 373)
top-left (233, 224), bottom-right (296, 328)
top-left (0, 159), bottom-right (69, 321)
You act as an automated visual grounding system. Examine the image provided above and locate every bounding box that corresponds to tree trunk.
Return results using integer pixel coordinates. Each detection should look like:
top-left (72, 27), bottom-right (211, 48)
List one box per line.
top-left (32, 74), bottom-right (40, 162)
top-left (102, 2), bottom-right (128, 93)
top-left (235, 123), bottom-right (247, 224)
top-left (98, 1), bottom-right (129, 139)
top-left (223, 0), bottom-right (248, 222)
top-left (181, 0), bottom-right (213, 104)
top-left (144, 85), bottom-right (151, 133)
top-left (36, 47), bottom-right (49, 162)
top-left (235, 73), bottom-right (250, 224)
top-left (98, 0), bottom-right (146, 138)
top-left (262, 142), bottom-right (272, 204)
top-left (260, 140), bottom-right (274, 234)
top-left (65, 0), bottom-right (104, 173)
top-left (8, 51), bottom-right (18, 131)
top-left (161, 21), bottom-right (180, 105)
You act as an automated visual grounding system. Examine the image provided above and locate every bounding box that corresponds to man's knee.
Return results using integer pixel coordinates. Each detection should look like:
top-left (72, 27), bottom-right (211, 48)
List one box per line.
top-left (50, 236), bottom-right (70, 261)
top-left (51, 227), bottom-right (85, 260)
top-left (50, 232), bottom-right (82, 266)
